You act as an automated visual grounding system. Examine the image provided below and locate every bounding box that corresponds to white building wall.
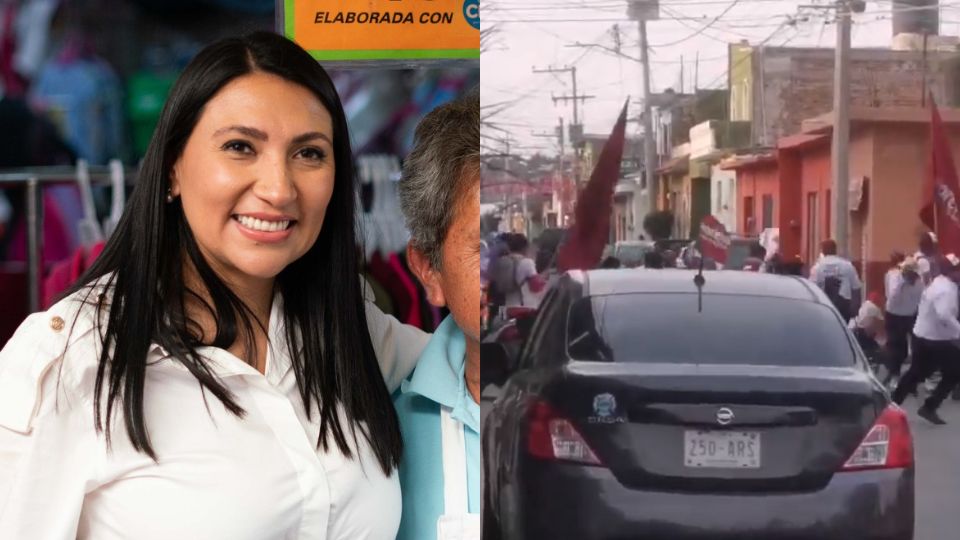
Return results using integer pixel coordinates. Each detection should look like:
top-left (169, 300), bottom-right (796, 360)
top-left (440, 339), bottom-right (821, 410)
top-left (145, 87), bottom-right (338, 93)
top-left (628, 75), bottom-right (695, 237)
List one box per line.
top-left (711, 165), bottom-right (738, 233)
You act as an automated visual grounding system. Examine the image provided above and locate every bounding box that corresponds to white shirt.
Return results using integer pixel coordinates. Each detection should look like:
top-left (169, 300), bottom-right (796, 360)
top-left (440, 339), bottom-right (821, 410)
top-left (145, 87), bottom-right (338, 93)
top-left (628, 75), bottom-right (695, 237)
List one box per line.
top-left (913, 275), bottom-right (960, 341)
top-left (810, 255), bottom-right (862, 300)
top-left (504, 256), bottom-right (538, 308)
top-left (849, 300), bottom-right (883, 330)
top-left (885, 269), bottom-right (923, 316)
top-left (0, 282), bottom-right (430, 540)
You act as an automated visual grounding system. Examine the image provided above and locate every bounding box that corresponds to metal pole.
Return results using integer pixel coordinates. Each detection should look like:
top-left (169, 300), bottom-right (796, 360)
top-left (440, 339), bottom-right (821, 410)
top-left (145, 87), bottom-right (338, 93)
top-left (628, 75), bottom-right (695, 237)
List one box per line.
top-left (571, 67), bottom-right (582, 188)
top-left (558, 116), bottom-right (566, 225)
top-left (571, 66), bottom-right (580, 127)
top-left (831, 2), bottom-right (851, 257)
top-left (639, 17), bottom-right (659, 212)
top-left (25, 177), bottom-right (43, 313)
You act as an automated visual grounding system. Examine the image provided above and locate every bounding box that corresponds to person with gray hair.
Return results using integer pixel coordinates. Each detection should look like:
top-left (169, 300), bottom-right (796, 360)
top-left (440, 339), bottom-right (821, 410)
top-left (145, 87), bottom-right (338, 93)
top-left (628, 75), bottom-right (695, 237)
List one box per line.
top-left (393, 89), bottom-right (480, 540)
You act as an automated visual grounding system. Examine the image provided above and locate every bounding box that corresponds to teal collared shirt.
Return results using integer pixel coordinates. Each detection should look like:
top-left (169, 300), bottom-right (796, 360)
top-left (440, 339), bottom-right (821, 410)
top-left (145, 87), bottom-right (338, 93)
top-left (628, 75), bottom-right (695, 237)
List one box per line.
top-left (395, 315), bottom-right (480, 540)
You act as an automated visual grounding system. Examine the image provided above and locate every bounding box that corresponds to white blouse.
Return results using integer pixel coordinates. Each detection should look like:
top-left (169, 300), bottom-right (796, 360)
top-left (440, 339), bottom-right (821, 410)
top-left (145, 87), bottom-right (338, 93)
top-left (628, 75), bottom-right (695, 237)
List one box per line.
top-left (0, 282), bottom-right (429, 539)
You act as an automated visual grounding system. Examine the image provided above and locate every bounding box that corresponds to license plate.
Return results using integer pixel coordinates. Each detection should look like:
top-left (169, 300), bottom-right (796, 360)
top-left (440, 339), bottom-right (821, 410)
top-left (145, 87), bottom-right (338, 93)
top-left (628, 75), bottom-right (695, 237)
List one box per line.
top-left (684, 430), bottom-right (761, 468)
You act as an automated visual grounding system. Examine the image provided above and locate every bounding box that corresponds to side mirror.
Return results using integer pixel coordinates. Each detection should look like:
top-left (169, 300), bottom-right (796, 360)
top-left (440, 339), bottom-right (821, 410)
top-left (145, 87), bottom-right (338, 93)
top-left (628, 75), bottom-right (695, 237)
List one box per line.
top-left (481, 342), bottom-right (512, 389)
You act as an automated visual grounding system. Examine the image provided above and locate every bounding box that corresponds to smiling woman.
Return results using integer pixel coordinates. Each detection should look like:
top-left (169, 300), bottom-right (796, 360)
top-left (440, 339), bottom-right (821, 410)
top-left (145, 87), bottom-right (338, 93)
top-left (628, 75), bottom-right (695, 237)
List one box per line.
top-left (0, 32), bottom-right (430, 540)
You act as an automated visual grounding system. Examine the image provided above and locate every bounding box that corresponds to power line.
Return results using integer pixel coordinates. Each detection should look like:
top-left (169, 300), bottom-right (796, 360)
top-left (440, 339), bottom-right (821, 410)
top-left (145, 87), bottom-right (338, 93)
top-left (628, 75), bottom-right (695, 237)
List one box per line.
top-left (488, 1), bottom-right (960, 23)
top-left (656, 0), bottom-right (745, 46)
top-left (697, 20), bottom-right (793, 90)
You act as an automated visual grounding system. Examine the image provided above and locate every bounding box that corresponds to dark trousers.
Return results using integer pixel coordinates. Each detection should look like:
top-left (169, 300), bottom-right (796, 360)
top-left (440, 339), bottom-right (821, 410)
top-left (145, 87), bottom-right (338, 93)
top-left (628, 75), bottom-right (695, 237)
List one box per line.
top-left (884, 312), bottom-right (916, 382)
top-left (833, 297), bottom-right (852, 323)
top-left (892, 335), bottom-right (960, 411)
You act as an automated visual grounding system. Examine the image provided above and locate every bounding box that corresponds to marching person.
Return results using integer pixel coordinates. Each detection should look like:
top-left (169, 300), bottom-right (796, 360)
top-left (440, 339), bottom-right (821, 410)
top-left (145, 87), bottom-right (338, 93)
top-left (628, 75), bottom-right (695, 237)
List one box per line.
top-left (394, 90), bottom-right (480, 540)
top-left (883, 254), bottom-right (923, 386)
top-left (809, 239), bottom-right (862, 323)
top-left (892, 254), bottom-right (960, 425)
top-left (915, 232), bottom-right (940, 286)
top-left (850, 293), bottom-right (886, 372)
top-left (489, 233), bottom-right (543, 309)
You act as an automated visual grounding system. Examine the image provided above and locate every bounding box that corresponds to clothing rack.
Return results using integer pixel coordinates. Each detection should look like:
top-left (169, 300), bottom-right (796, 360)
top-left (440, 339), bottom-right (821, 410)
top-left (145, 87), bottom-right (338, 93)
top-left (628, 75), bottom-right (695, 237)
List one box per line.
top-left (0, 166), bottom-right (138, 313)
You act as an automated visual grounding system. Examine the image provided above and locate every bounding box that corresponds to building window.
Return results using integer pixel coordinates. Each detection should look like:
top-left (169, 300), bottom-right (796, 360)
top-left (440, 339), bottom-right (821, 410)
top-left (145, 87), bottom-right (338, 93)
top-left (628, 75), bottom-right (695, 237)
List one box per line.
top-left (762, 195), bottom-right (774, 229)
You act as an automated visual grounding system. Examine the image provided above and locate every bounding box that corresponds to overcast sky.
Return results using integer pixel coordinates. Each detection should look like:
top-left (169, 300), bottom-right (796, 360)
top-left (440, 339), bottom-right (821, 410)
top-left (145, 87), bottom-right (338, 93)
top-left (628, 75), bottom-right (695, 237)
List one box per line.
top-left (481, 0), bottom-right (960, 157)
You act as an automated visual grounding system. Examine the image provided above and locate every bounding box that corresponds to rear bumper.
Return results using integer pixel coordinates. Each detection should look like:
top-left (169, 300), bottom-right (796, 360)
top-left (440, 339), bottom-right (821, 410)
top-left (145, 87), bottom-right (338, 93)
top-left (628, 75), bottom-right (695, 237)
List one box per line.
top-left (503, 461), bottom-right (914, 540)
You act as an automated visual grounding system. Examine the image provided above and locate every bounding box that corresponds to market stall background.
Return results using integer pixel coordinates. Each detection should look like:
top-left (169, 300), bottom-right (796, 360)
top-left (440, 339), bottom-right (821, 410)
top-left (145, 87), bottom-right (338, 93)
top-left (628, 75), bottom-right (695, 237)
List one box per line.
top-left (0, 0), bottom-right (479, 344)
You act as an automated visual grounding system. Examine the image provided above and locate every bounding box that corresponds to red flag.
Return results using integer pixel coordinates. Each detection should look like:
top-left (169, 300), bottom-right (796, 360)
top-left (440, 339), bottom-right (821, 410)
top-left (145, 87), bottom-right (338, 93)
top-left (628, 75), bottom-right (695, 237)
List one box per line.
top-left (698, 214), bottom-right (731, 266)
top-left (557, 102), bottom-right (629, 271)
top-left (920, 95), bottom-right (960, 257)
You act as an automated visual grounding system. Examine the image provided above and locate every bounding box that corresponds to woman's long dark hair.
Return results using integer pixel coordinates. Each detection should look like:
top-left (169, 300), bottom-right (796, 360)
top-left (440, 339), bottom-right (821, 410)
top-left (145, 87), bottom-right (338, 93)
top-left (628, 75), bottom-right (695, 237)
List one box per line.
top-left (65, 32), bottom-right (402, 474)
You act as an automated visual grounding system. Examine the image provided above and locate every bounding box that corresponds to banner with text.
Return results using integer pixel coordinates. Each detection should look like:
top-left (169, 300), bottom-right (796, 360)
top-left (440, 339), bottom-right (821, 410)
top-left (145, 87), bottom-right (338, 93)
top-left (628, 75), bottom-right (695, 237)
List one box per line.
top-left (699, 215), bottom-right (731, 266)
top-left (282, 0), bottom-right (480, 62)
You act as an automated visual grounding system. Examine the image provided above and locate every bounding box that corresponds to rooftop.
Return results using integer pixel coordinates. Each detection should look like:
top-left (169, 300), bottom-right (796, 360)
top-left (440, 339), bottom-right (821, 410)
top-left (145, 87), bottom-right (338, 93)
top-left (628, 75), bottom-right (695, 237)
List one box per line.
top-left (801, 106), bottom-right (960, 134)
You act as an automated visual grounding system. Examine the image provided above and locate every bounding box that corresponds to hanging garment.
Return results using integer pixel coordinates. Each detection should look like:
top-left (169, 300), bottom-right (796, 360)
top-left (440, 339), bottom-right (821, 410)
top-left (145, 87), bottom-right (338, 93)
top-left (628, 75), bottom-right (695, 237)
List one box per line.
top-left (0, 2), bottom-right (26, 97)
top-left (12, 0), bottom-right (58, 81)
top-left (398, 252), bottom-right (440, 331)
top-left (30, 53), bottom-right (126, 164)
top-left (6, 191), bottom-right (73, 266)
top-left (362, 271), bottom-right (395, 318)
top-left (42, 240), bottom-right (105, 309)
top-left (369, 251), bottom-right (415, 324)
top-left (388, 253), bottom-right (422, 329)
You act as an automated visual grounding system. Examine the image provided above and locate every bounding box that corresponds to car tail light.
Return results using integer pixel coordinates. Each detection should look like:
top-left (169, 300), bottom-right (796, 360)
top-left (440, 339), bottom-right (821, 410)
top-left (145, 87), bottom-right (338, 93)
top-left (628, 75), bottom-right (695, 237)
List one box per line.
top-left (841, 404), bottom-right (913, 471)
top-left (527, 400), bottom-right (603, 466)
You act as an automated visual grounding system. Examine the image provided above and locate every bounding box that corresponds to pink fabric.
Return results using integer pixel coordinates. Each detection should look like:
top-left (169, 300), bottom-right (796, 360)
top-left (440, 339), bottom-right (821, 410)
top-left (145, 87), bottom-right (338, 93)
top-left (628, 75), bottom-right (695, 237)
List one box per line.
top-left (42, 241), bottom-right (105, 308)
top-left (388, 253), bottom-right (422, 328)
top-left (0, 3), bottom-right (26, 97)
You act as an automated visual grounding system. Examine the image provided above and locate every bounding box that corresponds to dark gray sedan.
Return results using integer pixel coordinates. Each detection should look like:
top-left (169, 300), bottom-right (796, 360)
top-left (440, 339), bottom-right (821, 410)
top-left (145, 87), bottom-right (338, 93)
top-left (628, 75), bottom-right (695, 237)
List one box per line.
top-left (483, 270), bottom-right (915, 540)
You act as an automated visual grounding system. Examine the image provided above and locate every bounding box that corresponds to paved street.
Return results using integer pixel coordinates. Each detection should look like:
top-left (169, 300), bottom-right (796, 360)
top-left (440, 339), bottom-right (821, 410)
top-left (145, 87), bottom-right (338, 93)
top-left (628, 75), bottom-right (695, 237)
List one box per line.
top-left (903, 396), bottom-right (960, 540)
top-left (481, 385), bottom-right (960, 539)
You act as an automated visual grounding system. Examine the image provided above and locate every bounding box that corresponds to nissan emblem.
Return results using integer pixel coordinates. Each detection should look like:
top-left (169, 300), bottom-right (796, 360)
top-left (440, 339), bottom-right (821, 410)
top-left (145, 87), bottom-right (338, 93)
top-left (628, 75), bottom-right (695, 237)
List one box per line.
top-left (716, 407), bottom-right (734, 426)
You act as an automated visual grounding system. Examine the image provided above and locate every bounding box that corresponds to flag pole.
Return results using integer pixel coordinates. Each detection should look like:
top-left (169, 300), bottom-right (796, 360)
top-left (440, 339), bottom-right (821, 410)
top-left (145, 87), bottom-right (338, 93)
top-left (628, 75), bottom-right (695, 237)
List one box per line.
top-left (934, 196), bottom-right (940, 252)
top-left (931, 92), bottom-right (940, 251)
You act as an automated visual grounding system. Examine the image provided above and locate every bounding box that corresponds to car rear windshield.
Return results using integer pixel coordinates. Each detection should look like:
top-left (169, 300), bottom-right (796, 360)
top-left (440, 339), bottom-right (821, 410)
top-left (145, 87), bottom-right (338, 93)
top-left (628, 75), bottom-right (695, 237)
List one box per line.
top-left (567, 293), bottom-right (855, 367)
top-left (616, 244), bottom-right (653, 265)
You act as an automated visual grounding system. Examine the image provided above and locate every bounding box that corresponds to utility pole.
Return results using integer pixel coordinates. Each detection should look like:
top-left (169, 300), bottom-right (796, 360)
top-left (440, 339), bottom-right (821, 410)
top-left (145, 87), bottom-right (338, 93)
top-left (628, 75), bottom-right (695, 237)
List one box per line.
top-left (533, 117), bottom-right (568, 228)
top-left (801, 0), bottom-right (862, 257)
top-left (832, 2), bottom-right (851, 258)
top-left (629, 0), bottom-right (660, 215)
top-left (500, 135), bottom-right (514, 232)
top-left (533, 66), bottom-right (594, 186)
top-left (695, 51), bottom-right (700, 90)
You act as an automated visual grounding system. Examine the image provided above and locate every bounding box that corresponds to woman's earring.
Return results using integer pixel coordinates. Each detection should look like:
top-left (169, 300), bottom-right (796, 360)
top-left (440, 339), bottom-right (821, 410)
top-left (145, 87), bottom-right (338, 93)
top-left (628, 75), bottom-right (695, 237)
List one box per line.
top-left (166, 189), bottom-right (174, 203)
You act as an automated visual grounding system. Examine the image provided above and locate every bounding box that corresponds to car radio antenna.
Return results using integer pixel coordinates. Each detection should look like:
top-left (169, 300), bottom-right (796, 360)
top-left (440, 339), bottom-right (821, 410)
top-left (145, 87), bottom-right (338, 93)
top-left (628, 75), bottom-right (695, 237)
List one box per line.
top-left (694, 255), bottom-right (706, 313)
